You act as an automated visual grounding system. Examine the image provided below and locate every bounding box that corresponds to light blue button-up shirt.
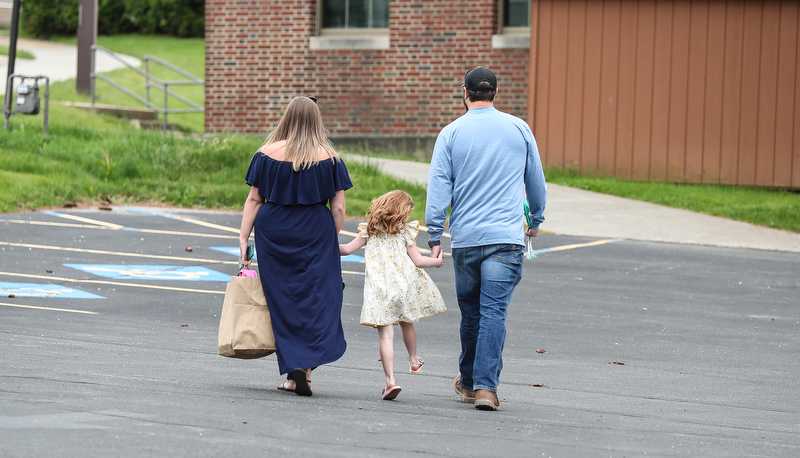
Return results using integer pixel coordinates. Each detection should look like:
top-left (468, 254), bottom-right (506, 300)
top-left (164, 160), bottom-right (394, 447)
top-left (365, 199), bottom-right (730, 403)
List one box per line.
top-left (426, 106), bottom-right (547, 248)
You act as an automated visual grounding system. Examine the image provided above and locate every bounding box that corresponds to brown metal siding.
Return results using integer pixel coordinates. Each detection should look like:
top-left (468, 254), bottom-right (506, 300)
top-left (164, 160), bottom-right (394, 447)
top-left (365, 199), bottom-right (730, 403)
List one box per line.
top-left (528, 0), bottom-right (800, 188)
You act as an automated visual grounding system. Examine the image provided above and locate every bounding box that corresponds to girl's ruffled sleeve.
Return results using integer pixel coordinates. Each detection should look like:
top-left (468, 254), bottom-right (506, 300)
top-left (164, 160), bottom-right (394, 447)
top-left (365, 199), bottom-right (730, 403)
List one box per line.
top-left (403, 220), bottom-right (420, 246)
top-left (357, 222), bottom-right (369, 239)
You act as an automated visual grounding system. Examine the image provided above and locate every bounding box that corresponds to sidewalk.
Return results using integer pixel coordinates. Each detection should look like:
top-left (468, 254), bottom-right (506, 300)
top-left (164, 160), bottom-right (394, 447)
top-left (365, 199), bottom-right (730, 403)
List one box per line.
top-left (342, 154), bottom-right (800, 253)
top-left (0, 37), bottom-right (140, 93)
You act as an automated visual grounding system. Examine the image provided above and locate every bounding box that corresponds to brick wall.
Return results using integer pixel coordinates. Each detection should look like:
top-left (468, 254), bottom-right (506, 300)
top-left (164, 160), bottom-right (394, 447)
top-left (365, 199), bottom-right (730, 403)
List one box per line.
top-left (205, 0), bottom-right (530, 147)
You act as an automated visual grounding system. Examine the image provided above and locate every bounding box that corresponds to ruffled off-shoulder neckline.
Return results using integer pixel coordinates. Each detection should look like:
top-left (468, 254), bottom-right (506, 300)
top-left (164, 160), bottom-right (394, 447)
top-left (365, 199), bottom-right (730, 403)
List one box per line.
top-left (245, 152), bottom-right (352, 206)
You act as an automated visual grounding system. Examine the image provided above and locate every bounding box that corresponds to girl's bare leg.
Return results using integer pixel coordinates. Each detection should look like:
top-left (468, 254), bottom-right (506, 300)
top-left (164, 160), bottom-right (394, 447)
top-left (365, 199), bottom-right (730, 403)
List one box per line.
top-left (398, 321), bottom-right (419, 368)
top-left (377, 325), bottom-right (395, 387)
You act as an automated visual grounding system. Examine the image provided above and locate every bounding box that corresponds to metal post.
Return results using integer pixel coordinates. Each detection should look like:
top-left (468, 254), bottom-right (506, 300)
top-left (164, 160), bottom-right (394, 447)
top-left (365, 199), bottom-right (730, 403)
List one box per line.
top-left (5, 0), bottom-right (21, 83)
top-left (145, 58), bottom-right (150, 106)
top-left (77, 0), bottom-right (98, 93)
top-left (90, 46), bottom-right (96, 106)
top-left (3, 75), bottom-right (12, 131)
top-left (43, 78), bottom-right (50, 135)
top-left (163, 83), bottom-right (169, 131)
top-left (4, 0), bottom-right (21, 131)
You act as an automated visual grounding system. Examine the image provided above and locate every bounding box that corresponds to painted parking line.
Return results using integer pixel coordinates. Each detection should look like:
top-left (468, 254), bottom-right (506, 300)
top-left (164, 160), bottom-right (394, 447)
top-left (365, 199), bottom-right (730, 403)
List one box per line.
top-left (0, 241), bottom-right (239, 265)
top-left (0, 271), bottom-right (226, 295)
top-left (534, 238), bottom-right (620, 254)
top-left (0, 218), bottom-right (238, 239)
top-left (0, 282), bottom-right (104, 299)
top-left (41, 211), bottom-right (124, 229)
top-left (124, 207), bottom-right (240, 233)
top-left (0, 302), bottom-right (99, 314)
top-left (63, 264), bottom-right (231, 282)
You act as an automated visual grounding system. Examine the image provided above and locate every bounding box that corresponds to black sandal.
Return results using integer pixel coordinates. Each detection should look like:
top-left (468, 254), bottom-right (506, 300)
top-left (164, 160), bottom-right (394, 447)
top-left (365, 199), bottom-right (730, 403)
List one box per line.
top-left (291, 368), bottom-right (312, 397)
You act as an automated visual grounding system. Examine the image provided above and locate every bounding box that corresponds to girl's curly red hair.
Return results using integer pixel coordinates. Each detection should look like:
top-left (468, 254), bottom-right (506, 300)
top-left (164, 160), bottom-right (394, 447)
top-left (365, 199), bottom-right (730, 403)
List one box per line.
top-left (366, 190), bottom-right (414, 236)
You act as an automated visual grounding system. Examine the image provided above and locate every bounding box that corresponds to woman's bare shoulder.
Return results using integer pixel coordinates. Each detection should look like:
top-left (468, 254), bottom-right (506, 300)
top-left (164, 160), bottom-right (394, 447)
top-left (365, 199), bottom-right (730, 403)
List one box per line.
top-left (317, 148), bottom-right (336, 161)
top-left (258, 141), bottom-right (287, 160)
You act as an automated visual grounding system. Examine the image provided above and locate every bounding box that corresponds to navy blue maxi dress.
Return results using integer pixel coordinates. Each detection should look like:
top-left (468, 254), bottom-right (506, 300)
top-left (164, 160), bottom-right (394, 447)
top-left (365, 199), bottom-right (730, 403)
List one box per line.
top-left (245, 152), bottom-right (352, 375)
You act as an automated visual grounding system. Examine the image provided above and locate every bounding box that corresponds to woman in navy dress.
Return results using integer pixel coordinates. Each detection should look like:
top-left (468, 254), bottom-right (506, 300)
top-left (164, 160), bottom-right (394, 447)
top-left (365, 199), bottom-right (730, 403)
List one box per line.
top-left (238, 96), bottom-right (352, 397)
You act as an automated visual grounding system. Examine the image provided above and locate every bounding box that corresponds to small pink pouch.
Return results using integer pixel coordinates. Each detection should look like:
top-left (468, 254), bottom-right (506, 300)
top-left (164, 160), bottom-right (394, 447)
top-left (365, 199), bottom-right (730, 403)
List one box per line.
top-left (238, 269), bottom-right (258, 277)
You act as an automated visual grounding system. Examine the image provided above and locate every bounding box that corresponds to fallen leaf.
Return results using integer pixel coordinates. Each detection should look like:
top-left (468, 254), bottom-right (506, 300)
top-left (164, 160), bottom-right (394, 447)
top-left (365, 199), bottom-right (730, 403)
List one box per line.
top-left (181, 324), bottom-right (191, 327)
top-left (63, 202), bottom-right (77, 208)
top-left (610, 361), bottom-right (626, 365)
top-left (532, 383), bottom-right (545, 387)
top-left (99, 206), bottom-right (112, 211)
top-left (185, 247), bottom-right (193, 252)
top-left (8, 294), bottom-right (15, 298)
top-left (46, 270), bottom-right (53, 273)
top-left (536, 349), bottom-right (547, 354)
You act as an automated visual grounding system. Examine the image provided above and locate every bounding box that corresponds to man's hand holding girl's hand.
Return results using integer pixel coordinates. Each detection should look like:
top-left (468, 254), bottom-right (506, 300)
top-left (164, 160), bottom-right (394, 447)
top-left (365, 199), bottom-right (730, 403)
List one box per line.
top-left (434, 249), bottom-right (445, 268)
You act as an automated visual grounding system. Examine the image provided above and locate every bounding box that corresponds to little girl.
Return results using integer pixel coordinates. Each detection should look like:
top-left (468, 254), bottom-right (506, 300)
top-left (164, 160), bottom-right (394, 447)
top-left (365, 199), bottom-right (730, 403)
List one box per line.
top-left (340, 190), bottom-right (446, 400)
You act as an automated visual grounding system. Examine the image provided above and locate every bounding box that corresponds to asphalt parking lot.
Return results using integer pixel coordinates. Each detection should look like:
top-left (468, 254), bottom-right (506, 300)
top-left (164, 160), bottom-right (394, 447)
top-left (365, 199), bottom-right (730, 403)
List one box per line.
top-left (1, 206), bottom-right (798, 457)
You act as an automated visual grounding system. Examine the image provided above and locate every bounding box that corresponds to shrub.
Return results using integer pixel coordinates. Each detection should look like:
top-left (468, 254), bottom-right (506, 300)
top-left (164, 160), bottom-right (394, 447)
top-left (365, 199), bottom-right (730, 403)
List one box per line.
top-left (20, 0), bottom-right (78, 38)
top-left (20, 0), bottom-right (204, 38)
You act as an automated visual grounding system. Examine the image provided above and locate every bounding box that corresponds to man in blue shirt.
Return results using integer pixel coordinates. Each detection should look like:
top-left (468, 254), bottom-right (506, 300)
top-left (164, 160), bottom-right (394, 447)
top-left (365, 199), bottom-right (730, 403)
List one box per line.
top-left (426, 66), bottom-right (547, 411)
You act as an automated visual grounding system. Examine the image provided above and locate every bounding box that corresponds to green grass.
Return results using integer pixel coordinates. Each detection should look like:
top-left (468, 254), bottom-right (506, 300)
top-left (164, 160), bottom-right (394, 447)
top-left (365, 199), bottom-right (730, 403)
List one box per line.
top-left (45, 34), bottom-right (205, 133)
top-left (1, 103), bottom-right (796, 232)
top-left (0, 45), bottom-right (35, 60)
top-left (0, 104), bottom-right (427, 219)
top-left (545, 167), bottom-right (800, 233)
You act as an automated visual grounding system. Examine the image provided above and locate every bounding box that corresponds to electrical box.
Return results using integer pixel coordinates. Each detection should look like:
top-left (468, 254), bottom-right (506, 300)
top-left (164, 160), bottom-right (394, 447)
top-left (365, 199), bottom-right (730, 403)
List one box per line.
top-left (4, 74), bottom-right (50, 134)
top-left (15, 83), bottom-right (40, 115)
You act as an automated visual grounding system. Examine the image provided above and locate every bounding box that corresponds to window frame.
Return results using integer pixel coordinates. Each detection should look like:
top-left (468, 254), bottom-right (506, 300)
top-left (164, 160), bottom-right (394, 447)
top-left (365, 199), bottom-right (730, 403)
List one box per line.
top-left (493, 0), bottom-right (531, 49)
top-left (316, 0), bottom-right (390, 37)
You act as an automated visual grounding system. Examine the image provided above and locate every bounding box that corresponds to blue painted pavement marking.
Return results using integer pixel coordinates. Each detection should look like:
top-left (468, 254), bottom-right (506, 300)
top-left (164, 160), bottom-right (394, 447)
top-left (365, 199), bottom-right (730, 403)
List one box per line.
top-left (63, 264), bottom-right (231, 282)
top-left (209, 246), bottom-right (258, 260)
top-left (341, 254), bottom-right (365, 263)
top-left (0, 282), bottom-right (105, 299)
top-left (123, 207), bottom-right (172, 217)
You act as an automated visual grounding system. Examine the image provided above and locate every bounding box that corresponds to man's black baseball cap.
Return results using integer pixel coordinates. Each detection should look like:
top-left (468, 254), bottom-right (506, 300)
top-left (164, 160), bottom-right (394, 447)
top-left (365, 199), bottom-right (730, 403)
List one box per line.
top-left (462, 66), bottom-right (497, 91)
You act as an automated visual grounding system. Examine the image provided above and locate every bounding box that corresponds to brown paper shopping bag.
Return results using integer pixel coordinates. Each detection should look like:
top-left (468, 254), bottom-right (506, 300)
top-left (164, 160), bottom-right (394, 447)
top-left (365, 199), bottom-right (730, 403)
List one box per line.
top-left (217, 274), bottom-right (276, 359)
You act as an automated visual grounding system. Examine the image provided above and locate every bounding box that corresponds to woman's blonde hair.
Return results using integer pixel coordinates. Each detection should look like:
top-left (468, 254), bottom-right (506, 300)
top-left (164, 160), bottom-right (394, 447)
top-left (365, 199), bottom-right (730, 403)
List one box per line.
top-left (366, 190), bottom-right (414, 236)
top-left (263, 96), bottom-right (339, 171)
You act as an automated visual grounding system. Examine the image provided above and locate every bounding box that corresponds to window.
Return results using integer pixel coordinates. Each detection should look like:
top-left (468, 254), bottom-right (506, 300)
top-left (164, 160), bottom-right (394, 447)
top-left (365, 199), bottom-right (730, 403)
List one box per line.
top-left (493, 0), bottom-right (530, 49)
top-left (311, 0), bottom-right (390, 50)
top-left (322, 0), bottom-right (389, 29)
top-left (503, 0), bottom-right (530, 29)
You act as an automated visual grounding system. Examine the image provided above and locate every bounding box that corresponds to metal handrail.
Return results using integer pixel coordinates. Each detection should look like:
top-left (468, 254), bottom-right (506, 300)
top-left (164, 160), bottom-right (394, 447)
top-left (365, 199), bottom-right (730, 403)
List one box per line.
top-left (90, 45), bottom-right (204, 131)
top-left (144, 55), bottom-right (203, 83)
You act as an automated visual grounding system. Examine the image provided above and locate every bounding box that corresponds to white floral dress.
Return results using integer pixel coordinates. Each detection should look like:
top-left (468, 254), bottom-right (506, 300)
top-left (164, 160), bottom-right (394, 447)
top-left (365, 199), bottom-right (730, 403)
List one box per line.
top-left (358, 220), bottom-right (446, 327)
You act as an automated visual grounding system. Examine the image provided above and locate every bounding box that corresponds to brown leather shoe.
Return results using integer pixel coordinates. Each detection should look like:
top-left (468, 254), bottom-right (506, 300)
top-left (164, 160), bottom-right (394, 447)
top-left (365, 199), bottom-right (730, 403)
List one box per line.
top-left (474, 389), bottom-right (500, 411)
top-left (454, 373), bottom-right (476, 403)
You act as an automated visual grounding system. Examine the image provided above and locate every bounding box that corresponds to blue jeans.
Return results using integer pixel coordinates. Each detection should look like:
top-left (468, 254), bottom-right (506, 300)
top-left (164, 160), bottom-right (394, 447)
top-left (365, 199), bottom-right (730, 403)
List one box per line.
top-left (452, 244), bottom-right (524, 393)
